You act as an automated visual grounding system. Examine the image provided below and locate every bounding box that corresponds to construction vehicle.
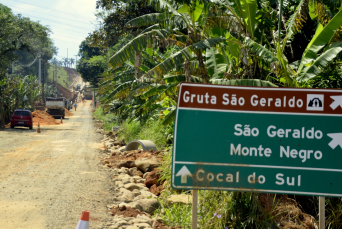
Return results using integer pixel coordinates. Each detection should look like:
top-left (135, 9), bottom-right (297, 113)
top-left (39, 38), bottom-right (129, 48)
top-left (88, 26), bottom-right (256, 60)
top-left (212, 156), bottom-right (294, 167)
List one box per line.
top-left (45, 97), bottom-right (65, 119)
top-left (83, 90), bottom-right (92, 100)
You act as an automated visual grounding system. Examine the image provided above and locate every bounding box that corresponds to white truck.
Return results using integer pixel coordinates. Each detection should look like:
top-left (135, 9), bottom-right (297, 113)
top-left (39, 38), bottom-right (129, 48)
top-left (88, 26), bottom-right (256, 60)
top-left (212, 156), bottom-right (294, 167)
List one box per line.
top-left (45, 97), bottom-right (65, 119)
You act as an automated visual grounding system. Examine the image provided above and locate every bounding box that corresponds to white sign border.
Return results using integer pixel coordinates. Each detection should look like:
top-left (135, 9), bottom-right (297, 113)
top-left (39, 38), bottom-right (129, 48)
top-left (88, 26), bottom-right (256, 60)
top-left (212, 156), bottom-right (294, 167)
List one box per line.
top-left (172, 83), bottom-right (342, 195)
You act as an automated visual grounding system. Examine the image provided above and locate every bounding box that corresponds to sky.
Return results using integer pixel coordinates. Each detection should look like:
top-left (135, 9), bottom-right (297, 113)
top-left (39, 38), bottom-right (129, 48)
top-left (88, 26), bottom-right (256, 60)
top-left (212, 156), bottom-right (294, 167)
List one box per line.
top-left (0, 0), bottom-right (99, 65)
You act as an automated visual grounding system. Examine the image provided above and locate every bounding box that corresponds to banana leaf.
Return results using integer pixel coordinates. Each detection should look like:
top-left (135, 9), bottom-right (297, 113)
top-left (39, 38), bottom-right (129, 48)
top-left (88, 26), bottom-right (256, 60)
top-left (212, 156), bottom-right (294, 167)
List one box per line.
top-left (210, 79), bottom-right (278, 87)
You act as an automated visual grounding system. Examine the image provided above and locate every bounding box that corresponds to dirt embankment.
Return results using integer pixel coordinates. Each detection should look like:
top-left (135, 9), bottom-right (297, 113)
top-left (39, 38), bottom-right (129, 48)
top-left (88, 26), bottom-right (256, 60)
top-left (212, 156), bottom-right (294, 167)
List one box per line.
top-left (56, 83), bottom-right (75, 101)
top-left (64, 67), bottom-right (80, 83)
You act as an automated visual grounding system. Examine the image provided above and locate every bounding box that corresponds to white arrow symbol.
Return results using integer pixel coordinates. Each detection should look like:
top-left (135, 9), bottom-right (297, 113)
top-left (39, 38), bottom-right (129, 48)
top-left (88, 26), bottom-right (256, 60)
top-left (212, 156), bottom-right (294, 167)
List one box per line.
top-left (176, 166), bottom-right (192, 183)
top-left (330, 96), bottom-right (342, 110)
top-left (327, 133), bottom-right (342, 149)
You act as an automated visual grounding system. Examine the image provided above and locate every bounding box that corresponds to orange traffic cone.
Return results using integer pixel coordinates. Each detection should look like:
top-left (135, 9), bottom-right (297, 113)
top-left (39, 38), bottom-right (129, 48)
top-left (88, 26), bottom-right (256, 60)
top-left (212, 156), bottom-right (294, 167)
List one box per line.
top-left (75, 211), bottom-right (89, 229)
top-left (37, 123), bottom-right (41, 133)
top-left (60, 117), bottom-right (63, 124)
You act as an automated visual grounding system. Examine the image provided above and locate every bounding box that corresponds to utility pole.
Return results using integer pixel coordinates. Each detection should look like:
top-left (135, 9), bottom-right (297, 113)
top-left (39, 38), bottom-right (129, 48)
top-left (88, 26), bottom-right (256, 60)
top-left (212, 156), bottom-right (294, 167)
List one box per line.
top-left (74, 55), bottom-right (78, 70)
top-left (55, 64), bottom-right (57, 90)
top-left (67, 48), bottom-right (68, 68)
top-left (53, 64), bottom-right (54, 87)
top-left (38, 52), bottom-right (41, 85)
top-left (42, 60), bottom-right (45, 102)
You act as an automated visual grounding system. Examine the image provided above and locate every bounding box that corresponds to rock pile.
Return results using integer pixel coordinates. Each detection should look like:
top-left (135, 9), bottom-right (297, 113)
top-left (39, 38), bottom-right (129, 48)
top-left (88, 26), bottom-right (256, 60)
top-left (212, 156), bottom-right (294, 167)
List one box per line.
top-left (98, 131), bottom-right (167, 229)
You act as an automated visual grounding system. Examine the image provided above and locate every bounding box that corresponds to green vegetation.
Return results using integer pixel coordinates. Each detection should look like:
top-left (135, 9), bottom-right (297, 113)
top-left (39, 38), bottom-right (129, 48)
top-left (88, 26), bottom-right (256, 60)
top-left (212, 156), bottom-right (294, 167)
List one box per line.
top-left (0, 3), bottom-right (57, 128)
top-left (85, 0), bottom-right (342, 228)
top-left (93, 107), bottom-right (119, 131)
top-left (79, 0), bottom-right (342, 130)
top-left (93, 107), bottom-right (172, 148)
top-left (47, 66), bottom-right (71, 88)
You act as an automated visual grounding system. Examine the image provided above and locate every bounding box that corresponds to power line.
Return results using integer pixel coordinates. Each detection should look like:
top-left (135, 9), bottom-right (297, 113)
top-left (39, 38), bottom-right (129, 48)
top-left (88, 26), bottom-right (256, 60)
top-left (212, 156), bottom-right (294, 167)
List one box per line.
top-left (6, 3), bottom-right (97, 25)
top-left (51, 33), bottom-right (88, 41)
top-left (11, 10), bottom-right (97, 31)
top-left (52, 38), bottom-right (81, 45)
top-left (50, 26), bottom-right (93, 36)
top-left (10, 0), bottom-right (96, 21)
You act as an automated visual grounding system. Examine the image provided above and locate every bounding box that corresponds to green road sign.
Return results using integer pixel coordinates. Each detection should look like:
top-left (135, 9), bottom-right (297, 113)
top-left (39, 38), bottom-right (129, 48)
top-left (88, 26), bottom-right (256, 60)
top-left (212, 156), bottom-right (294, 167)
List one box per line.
top-left (172, 83), bottom-right (342, 197)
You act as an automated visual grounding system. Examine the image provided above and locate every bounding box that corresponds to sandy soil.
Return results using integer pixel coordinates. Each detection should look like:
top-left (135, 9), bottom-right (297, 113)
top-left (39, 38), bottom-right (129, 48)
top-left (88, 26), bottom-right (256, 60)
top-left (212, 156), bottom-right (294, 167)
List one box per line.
top-left (32, 110), bottom-right (60, 126)
top-left (65, 108), bottom-right (73, 116)
top-left (0, 101), bottom-right (112, 228)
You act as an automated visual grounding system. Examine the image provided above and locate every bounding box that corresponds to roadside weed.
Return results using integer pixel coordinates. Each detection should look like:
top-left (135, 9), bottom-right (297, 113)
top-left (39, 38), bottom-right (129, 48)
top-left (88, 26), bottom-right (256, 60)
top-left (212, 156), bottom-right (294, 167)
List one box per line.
top-left (326, 197), bottom-right (342, 229)
top-left (157, 200), bottom-right (192, 228)
top-left (93, 108), bottom-right (119, 131)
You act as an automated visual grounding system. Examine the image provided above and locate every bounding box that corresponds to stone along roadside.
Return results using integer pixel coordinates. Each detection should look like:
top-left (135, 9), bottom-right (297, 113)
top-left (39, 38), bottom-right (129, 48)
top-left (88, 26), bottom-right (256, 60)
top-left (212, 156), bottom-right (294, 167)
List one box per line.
top-left (95, 130), bottom-right (170, 229)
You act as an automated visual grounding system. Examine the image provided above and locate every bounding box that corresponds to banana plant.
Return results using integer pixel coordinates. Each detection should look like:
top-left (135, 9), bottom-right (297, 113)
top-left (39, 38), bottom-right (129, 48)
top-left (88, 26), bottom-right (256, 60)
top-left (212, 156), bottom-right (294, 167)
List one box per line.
top-left (108, 0), bottom-right (229, 83)
top-left (245, 5), bottom-right (342, 86)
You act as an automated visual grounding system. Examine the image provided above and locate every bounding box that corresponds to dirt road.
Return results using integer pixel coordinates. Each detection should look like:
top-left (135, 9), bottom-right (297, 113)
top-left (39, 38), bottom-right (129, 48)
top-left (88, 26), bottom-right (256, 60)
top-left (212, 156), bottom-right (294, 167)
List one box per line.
top-left (0, 101), bottom-right (112, 228)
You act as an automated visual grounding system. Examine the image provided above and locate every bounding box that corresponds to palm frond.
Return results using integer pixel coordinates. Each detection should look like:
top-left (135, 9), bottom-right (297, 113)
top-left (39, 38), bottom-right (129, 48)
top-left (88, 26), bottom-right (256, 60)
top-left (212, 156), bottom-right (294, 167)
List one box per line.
top-left (245, 37), bottom-right (278, 64)
top-left (144, 46), bottom-right (192, 79)
top-left (103, 81), bottom-right (133, 102)
top-left (284, 0), bottom-right (308, 43)
top-left (140, 24), bottom-right (161, 34)
top-left (141, 85), bottom-right (167, 99)
top-left (163, 74), bottom-right (202, 83)
top-left (192, 38), bottom-right (226, 50)
top-left (162, 107), bottom-right (176, 125)
top-left (298, 42), bottom-right (342, 82)
top-left (126, 12), bottom-right (170, 28)
top-left (142, 38), bottom-right (226, 79)
top-left (211, 79), bottom-right (278, 87)
top-left (109, 29), bottom-right (171, 68)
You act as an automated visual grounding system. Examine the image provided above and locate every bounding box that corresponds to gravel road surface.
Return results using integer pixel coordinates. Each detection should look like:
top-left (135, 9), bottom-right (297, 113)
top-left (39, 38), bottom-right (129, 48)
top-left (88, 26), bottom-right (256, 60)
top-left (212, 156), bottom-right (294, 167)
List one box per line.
top-left (0, 101), bottom-right (112, 228)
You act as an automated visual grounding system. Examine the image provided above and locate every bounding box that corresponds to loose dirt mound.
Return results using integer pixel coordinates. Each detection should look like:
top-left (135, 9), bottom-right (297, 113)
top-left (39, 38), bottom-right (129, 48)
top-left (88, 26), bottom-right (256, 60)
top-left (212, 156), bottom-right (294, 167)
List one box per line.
top-left (107, 206), bottom-right (148, 218)
top-left (32, 110), bottom-right (60, 126)
top-left (106, 150), bottom-right (163, 164)
top-left (64, 108), bottom-right (73, 116)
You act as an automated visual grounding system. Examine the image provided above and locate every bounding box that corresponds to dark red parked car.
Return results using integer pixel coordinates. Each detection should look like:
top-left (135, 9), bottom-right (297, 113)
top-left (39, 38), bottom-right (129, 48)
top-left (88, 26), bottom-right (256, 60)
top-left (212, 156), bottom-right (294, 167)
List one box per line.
top-left (10, 109), bottom-right (33, 129)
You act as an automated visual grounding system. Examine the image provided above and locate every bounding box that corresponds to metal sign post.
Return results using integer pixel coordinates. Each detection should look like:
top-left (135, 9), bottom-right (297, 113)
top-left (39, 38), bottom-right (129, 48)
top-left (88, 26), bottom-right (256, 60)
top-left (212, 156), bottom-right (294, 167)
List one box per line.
top-left (319, 196), bottom-right (325, 229)
top-left (192, 190), bottom-right (198, 229)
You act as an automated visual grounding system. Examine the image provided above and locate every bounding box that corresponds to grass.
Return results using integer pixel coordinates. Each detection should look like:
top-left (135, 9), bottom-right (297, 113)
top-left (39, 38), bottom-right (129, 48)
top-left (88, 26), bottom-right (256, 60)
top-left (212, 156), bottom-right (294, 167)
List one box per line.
top-left (93, 106), bottom-right (268, 228)
top-left (155, 140), bottom-right (270, 228)
top-left (93, 107), bottom-right (119, 131)
top-left (92, 107), bottom-right (172, 149)
top-left (93, 106), bottom-right (327, 229)
top-left (117, 120), bottom-right (172, 148)
top-left (47, 66), bottom-right (70, 88)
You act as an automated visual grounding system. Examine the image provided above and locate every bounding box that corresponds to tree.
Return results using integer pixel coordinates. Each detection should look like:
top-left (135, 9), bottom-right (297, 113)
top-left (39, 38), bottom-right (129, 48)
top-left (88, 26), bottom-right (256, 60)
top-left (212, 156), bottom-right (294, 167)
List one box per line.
top-left (70, 58), bottom-right (75, 68)
top-left (89, 0), bottom-right (158, 49)
top-left (0, 4), bottom-right (53, 79)
top-left (77, 39), bottom-right (105, 85)
top-left (0, 3), bottom-right (58, 128)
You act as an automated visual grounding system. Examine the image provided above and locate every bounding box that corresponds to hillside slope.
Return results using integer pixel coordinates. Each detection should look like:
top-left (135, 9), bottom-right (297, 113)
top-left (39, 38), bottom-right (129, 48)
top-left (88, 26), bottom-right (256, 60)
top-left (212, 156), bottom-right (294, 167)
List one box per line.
top-left (64, 67), bottom-right (80, 85)
top-left (56, 83), bottom-right (76, 101)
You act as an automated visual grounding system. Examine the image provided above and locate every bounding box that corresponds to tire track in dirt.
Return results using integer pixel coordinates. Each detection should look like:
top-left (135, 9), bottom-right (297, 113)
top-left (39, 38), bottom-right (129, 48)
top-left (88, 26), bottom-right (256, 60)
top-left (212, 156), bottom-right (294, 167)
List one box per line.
top-left (0, 101), bottom-right (113, 228)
